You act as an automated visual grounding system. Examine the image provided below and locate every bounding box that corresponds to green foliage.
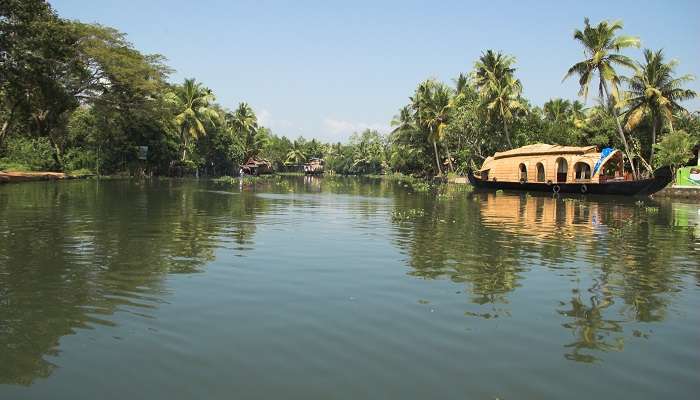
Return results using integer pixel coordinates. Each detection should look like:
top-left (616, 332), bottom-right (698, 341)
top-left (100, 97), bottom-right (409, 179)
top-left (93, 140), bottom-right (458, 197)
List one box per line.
top-left (1, 5), bottom-right (698, 181)
top-left (653, 130), bottom-right (696, 178)
top-left (0, 136), bottom-right (57, 171)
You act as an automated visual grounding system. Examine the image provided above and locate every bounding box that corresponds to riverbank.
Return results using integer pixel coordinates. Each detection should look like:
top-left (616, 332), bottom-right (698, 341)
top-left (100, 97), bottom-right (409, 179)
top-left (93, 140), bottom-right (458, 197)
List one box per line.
top-left (0, 171), bottom-right (94, 184)
top-left (447, 175), bottom-right (700, 199)
top-left (653, 185), bottom-right (700, 199)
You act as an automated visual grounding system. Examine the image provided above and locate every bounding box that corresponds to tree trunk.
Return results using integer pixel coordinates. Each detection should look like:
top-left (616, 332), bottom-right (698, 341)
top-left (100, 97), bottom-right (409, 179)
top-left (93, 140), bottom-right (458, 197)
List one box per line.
top-left (650, 117), bottom-right (657, 168)
top-left (181, 127), bottom-right (188, 162)
top-left (0, 120), bottom-right (9, 147)
top-left (503, 120), bottom-right (513, 148)
top-left (0, 101), bottom-right (18, 148)
top-left (600, 79), bottom-right (637, 179)
top-left (444, 143), bottom-right (455, 172)
top-left (432, 140), bottom-right (442, 176)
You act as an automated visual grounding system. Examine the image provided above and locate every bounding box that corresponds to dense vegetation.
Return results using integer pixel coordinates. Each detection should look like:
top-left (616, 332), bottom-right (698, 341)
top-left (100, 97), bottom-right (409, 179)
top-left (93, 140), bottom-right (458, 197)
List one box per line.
top-left (1, 1), bottom-right (698, 177)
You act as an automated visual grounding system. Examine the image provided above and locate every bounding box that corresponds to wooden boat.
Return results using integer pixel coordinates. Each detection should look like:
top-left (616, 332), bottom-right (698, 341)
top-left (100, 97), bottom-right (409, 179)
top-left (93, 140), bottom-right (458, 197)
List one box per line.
top-left (303, 158), bottom-right (325, 175)
top-left (239, 157), bottom-right (273, 176)
top-left (467, 144), bottom-right (672, 196)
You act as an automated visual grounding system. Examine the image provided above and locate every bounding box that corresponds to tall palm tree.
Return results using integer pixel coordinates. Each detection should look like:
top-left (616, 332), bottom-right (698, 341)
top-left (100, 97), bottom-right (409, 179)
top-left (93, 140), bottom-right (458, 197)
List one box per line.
top-left (165, 78), bottom-right (219, 161)
top-left (564, 18), bottom-right (640, 177)
top-left (624, 49), bottom-right (696, 163)
top-left (227, 102), bottom-right (259, 158)
top-left (412, 80), bottom-right (452, 174)
top-left (473, 50), bottom-right (517, 89)
top-left (473, 50), bottom-right (525, 148)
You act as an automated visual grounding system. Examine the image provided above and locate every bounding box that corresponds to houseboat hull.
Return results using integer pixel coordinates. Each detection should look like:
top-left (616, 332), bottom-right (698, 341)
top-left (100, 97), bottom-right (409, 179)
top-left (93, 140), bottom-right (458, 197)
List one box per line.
top-left (467, 167), bottom-right (672, 196)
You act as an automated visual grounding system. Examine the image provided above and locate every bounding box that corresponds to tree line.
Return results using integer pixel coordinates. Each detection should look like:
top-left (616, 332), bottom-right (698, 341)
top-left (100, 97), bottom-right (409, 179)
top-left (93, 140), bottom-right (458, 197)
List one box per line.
top-left (1, 1), bottom-right (698, 177)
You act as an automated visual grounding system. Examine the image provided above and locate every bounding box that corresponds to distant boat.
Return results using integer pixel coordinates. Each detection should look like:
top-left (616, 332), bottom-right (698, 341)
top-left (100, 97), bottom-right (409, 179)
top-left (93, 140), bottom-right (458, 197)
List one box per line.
top-left (303, 158), bottom-right (325, 175)
top-left (240, 157), bottom-right (273, 176)
top-left (467, 144), bottom-right (671, 196)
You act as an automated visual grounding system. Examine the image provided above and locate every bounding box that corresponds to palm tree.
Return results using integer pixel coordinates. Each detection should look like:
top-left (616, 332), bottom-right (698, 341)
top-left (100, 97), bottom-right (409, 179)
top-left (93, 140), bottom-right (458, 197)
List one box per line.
top-left (165, 78), bottom-right (219, 162)
top-left (564, 18), bottom-right (640, 177)
top-left (473, 50), bottom-right (525, 148)
top-left (412, 80), bottom-right (452, 174)
top-left (227, 102), bottom-right (259, 158)
top-left (285, 140), bottom-right (306, 165)
top-left (473, 50), bottom-right (517, 90)
top-left (543, 98), bottom-right (572, 123)
top-left (624, 49), bottom-right (696, 163)
top-left (570, 100), bottom-right (587, 128)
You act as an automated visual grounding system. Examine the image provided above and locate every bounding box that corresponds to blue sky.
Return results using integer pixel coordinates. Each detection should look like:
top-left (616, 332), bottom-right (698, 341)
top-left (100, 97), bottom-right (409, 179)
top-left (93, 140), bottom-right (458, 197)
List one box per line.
top-left (51, 0), bottom-right (700, 142)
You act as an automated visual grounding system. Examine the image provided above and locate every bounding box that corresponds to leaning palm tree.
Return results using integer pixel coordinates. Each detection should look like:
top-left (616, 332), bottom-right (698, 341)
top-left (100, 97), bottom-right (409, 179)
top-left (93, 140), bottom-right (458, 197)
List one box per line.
top-left (473, 50), bottom-right (524, 148)
top-left (165, 78), bottom-right (219, 161)
top-left (227, 102), bottom-right (259, 158)
top-left (563, 18), bottom-right (640, 177)
top-left (623, 49), bottom-right (696, 163)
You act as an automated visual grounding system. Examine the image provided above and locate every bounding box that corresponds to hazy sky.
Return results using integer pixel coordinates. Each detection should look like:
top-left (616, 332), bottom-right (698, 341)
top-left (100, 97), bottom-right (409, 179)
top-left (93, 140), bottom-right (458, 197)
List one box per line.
top-left (51, 0), bottom-right (700, 142)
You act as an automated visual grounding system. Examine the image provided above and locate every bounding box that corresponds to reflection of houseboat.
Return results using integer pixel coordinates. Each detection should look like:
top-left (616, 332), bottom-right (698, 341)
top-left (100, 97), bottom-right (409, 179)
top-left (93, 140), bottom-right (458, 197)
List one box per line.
top-left (468, 144), bottom-right (671, 196)
top-left (239, 157), bottom-right (273, 176)
top-left (303, 158), bottom-right (325, 175)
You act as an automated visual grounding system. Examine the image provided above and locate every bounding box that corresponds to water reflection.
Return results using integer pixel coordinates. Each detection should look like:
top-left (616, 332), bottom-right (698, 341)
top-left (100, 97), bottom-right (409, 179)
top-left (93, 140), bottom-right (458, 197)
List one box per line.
top-left (0, 180), bottom-right (268, 385)
top-left (391, 191), bottom-right (699, 362)
top-left (0, 177), bottom-right (698, 392)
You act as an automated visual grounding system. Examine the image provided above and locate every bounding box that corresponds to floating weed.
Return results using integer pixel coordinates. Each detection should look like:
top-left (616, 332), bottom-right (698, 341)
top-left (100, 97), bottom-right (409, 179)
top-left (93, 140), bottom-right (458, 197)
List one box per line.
top-left (391, 208), bottom-right (425, 222)
top-left (213, 176), bottom-right (237, 185)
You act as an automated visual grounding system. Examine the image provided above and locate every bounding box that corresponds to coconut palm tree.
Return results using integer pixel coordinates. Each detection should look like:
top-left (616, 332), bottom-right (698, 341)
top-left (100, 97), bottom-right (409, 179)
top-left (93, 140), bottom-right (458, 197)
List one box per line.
top-left (473, 50), bottom-right (525, 148)
top-left (543, 98), bottom-right (572, 123)
top-left (285, 140), bottom-right (306, 166)
top-left (227, 102), bottom-right (259, 158)
top-left (563, 18), bottom-right (640, 177)
top-left (473, 50), bottom-right (517, 92)
top-left (165, 78), bottom-right (219, 161)
top-left (412, 80), bottom-right (452, 174)
top-left (623, 49), bottom-right (696, 163)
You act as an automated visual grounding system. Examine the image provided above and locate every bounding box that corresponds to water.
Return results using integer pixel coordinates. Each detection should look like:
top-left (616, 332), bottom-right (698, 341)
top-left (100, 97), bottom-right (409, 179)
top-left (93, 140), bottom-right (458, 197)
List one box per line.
top-left (0, 177), bottom-right (698, 399)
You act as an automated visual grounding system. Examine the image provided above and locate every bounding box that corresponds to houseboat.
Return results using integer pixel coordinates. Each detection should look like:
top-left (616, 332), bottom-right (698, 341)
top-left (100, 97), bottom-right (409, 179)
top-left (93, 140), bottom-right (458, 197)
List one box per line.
top-left (467, 144), bottom-right (671, 196)
top-left (239, 157), bottom-right (273, 176)
top-left (303, 158), bottom-right (325, 175)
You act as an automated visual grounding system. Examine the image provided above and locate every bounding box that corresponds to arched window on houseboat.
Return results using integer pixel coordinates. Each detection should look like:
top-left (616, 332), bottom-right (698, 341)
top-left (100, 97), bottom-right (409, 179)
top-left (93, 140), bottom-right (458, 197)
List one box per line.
top-left (556, 158), bottom-right (568, 182)
top-left (536, 163), bottom-right (545, 182)
top-left (574, 162), bottom-right (591, 180)
top-left (519, 163), bottom-right (527, 181)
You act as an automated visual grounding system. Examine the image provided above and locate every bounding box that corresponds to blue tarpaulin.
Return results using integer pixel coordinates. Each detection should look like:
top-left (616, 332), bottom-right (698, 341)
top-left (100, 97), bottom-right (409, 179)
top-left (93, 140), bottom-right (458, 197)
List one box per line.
top-left (593, 148), bottom-right (614, 175)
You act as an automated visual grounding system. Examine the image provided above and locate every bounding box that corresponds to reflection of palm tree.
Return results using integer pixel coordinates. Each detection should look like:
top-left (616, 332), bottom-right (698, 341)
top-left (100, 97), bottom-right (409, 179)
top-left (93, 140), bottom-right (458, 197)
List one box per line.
top-left (558, 288), bottom-right (623, 363)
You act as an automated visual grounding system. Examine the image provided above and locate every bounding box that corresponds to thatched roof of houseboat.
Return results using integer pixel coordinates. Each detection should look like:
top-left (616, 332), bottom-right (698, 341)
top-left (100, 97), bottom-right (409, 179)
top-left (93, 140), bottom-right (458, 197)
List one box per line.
top-left (493, 144), bottom-right (597, 160)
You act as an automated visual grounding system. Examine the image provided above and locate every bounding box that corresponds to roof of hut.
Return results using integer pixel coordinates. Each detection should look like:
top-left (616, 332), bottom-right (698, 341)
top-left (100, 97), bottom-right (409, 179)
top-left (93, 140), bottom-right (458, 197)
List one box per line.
top-left (493, 144), bottom-right (598, 160)
top-left (241, 157), bottom-right (271, 167)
